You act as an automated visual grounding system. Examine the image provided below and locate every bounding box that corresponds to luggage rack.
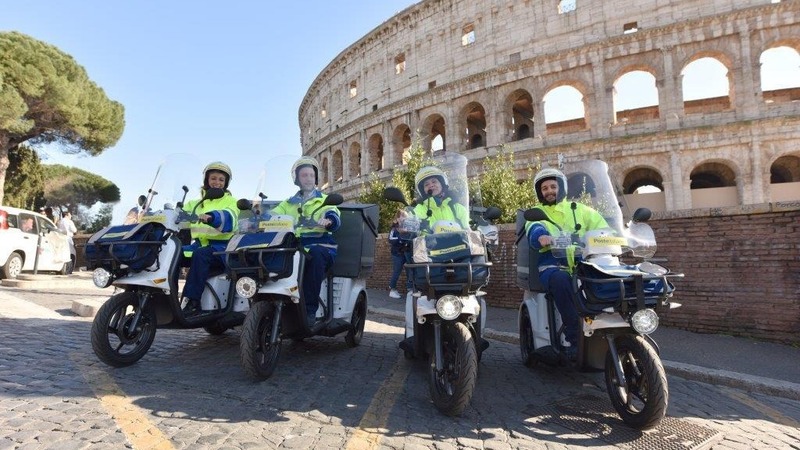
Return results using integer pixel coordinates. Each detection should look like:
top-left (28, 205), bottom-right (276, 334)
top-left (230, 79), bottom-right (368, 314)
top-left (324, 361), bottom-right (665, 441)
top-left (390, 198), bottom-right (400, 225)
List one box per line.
top-left (85, 239), bottom-right (167, 272)
top-left (576, 270), bottom-right (684, 315)
top-left (406, 259), bottom-right (492, 297)
top-left (223, 246), bottom-right (297, 282)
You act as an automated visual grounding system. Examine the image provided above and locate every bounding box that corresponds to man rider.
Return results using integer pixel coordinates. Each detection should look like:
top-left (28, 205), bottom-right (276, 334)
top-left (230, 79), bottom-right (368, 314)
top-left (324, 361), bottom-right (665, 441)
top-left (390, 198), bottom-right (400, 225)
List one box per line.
top-left (411, 165), bottom-right (470, 233)
top-left (525, 167), bottom-right (608, 360)
top-left (181, 162), bottom-right (239, 314)
top-left (272, 156), bottom-right (341, 327)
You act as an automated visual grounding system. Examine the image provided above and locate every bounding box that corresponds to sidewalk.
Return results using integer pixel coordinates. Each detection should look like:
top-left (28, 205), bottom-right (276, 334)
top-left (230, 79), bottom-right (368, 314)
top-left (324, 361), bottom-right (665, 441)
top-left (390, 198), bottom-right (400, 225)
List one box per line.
top-left (366, 287), bottom-right (800, 401)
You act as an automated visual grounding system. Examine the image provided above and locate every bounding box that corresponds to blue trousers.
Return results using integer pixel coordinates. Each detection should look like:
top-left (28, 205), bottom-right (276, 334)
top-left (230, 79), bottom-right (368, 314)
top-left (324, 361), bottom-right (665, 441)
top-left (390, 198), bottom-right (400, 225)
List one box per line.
top-left (183, 245), bottom-right (225, 304)
top-left (540, 268), bottom-right (579, 346)
top-left (389, 252), bottom-right (413, 290)
top-left (303, 246), bottom-right (334, 319)
top-left (403, 249), bottom-right (416, 289)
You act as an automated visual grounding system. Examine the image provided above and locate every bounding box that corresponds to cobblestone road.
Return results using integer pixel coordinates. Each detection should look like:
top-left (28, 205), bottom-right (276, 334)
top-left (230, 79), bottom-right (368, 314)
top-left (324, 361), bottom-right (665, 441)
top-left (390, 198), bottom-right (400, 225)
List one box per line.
top-left (1, 285), bottom-right (799, 449)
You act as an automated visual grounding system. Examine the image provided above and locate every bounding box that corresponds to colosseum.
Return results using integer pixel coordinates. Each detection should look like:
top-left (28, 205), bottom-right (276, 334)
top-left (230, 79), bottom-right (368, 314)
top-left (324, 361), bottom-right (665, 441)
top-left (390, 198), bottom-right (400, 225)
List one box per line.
top-left (298, 0), bottom-right (799, 343)
top-left (299, 0), bottom-right (800, 212)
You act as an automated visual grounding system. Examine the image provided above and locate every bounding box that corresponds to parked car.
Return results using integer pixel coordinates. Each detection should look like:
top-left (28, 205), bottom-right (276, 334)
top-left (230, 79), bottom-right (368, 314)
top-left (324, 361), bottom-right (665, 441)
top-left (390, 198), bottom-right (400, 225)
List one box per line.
top-left (0, 206), bottom-right (75, 279)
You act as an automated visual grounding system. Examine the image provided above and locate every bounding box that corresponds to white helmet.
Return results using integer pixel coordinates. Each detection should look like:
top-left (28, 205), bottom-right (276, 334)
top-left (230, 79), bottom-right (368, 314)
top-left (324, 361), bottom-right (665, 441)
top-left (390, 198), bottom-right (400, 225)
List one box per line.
top-left (414, 166), bottom-right (448, 197)
top-left (291, 156), bottom-right (320, 186)
top-left (533, 167), bottom-right (567, 203)
top-left (203, 161), bottom-right (232, 189)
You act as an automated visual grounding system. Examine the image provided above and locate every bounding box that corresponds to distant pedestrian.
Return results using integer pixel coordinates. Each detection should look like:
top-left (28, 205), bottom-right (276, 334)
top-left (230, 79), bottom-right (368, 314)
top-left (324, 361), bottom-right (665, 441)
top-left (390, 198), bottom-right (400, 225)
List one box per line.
top-left (388, 209), bottom-right (413, 298)
top-left (58, 211), bottom-right (77, 241)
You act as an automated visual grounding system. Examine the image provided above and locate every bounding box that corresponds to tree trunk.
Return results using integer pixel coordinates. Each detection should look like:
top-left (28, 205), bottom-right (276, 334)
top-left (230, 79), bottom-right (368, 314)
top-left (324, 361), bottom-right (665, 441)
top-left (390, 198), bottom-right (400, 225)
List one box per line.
top-left (0, 138), bottom-right (10, 206)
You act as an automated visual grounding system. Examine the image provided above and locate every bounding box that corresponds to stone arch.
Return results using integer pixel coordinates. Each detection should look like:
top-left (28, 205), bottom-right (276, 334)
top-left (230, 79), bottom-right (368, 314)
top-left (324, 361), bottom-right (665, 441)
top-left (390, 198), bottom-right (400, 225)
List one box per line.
top-left (420, 113), bottom-right (446, 151)
top-left (620, 165), bottom-right (667, 212)
top-left (332, 149), bottom-right (343, 183)
top-left (612, 65), bottom-right (660, 124)
top-left (681, 52), bottom-right (734, 113)
top-left (321, 156), bottom-right (329, 187)
top-left (348, 142), bottom-right (361, 178)
top-left (542, 81), bottom-right (589, 133)
top-left (460, 101), bottom-right (487, 150)
top-left (769, 153), bottom-right (800, 202)
top-left (690, 160), bottom-right (737, 189)
top-left (623, 166), bottom-right (665, 194)
top-left (770, 154), bottom-right (800, 183)
top-left (505, 89), bottom-right (534, 141)
top-left (368, 133), bottom-right (385, 171)
top-left (392, 124), bottom-right (412, 167)
top-left (689, 159), bottom-right (740, 208)
top-left (759, 42), bottom-right (800, 104)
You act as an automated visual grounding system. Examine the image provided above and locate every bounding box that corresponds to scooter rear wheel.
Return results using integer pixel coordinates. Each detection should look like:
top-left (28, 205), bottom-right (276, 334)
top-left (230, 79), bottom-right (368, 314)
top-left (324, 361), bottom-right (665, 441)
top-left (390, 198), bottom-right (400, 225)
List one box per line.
top-left (240, 301), bottom-right (282, 380)
top-left (345, 292), bottom-right (366, 347)
top-left (519, 306), bottom-right (538, 368)
top-left (91, 291), bottom-right (157, 367)
top-left (604, 334), bottom-right (668, 430)
top-left (428, 322), bottom-right (477, 416)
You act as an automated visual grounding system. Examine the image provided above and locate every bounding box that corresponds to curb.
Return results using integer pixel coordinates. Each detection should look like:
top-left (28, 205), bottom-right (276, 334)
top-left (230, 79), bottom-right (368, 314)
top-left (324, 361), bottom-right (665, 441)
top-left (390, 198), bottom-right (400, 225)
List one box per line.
top-left (368, 306), bottom-right (800, 401)
top-left (71, 298), bottom-right (105, 317)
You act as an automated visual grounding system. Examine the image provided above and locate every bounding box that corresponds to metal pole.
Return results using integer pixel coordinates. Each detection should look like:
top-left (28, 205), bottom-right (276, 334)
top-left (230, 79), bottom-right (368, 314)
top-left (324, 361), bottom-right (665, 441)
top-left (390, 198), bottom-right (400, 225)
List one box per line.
top-left (33, 232), bottom-right (42, 275)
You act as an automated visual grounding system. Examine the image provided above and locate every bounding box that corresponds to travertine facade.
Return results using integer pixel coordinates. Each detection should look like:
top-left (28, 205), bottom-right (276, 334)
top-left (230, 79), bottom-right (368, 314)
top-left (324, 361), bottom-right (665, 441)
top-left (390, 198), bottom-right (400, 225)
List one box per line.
top-left (299, 0), bottom-right (800, 210)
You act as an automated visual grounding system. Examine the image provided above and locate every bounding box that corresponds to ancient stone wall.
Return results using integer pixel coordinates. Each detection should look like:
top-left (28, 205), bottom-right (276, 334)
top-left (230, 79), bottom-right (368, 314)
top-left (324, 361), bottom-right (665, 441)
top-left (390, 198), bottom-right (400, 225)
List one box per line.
top-left (299, 0), bottom-right (800, 210)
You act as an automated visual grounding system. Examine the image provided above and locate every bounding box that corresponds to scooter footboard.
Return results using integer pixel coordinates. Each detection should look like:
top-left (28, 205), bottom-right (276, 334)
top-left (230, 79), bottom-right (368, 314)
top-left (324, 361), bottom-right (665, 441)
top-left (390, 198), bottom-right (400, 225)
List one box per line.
top-left (521, 290), bottom-right (563, 350)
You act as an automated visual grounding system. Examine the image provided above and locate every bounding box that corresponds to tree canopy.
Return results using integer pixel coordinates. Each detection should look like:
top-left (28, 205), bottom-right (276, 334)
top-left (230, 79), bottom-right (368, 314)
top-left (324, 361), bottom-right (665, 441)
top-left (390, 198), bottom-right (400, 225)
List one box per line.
top-left (42, 164), bottom-right (120, 208)
top-left (0, 31), bottom-right (125, 204)
top-left (470, 147), bottom-right (539, 224)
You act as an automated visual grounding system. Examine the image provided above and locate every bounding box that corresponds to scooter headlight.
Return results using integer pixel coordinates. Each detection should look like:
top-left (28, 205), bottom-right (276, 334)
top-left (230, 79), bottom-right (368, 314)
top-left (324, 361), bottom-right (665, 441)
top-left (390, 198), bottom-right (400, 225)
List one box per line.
top-left (92, 268), bottom-right (112, 288)
top-left (631, 309), bottom-right (659, 335)
top-left (436, 295), bottom-right (463, 320)
top-left (235, 276), bottom-right (258, 299)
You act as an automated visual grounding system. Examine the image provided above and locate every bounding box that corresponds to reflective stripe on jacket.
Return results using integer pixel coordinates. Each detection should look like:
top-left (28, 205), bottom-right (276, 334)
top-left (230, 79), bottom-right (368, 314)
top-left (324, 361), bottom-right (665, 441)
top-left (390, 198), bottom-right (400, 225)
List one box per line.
top-left (182, 192), bottom-right (239, 256)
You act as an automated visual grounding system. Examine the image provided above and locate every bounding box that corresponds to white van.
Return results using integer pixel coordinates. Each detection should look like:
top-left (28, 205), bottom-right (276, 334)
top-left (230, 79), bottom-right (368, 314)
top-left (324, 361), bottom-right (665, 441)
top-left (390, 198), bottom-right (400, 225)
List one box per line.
top-left (0, 206), bottom-right (75, 279)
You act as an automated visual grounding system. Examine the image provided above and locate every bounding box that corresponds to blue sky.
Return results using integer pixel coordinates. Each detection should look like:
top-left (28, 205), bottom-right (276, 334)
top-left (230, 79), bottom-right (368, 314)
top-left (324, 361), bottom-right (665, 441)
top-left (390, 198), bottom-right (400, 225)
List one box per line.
top-left (2, 1), bottom-right (416, 221)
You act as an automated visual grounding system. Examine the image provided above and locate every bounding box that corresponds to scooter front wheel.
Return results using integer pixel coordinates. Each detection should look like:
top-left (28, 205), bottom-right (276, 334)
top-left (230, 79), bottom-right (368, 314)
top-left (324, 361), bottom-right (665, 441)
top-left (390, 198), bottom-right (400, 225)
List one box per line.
top-left (428, 322), bottom-right (477, 416)
top-left (604, 334), bottom-right (668, 430)
top-left (90, 291), bottom-right (157, 368)
top-left (240, 301), bottom-right (282, 380)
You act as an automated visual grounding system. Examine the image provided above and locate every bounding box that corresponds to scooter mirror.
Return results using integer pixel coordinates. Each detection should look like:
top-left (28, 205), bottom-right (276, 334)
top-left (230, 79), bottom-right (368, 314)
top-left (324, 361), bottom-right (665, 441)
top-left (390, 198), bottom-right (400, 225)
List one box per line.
top-left (237, 198), bottom-right (253, 211)
top-left (483, 206), bottom-right (502, 221)
top-left (383, 187), bottom-right (408, 205)
top-left (204, 187), bottom-right (225, 200)
top-left (632, 207), bottom-right (652, 223)
top-left (524, 208), bottom-right (548, 222)
top-left (324, 193), bottom-right (344, 206)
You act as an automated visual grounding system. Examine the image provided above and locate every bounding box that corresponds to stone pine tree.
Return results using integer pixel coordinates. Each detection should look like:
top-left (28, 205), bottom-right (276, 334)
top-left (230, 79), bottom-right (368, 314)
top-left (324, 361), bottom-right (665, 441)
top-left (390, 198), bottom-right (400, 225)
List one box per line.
top-left (0, 31), bottom-right (125, 205)
top-left (42, 164), bottom-right (120, 210)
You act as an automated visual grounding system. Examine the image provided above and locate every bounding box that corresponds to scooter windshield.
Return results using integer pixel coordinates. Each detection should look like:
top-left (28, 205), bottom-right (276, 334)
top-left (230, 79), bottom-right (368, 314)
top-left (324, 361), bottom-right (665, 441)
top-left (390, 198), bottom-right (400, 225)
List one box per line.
top-left (139, 153), bottom-right (204, 223)
top-left (413, 152), bottom-right (471, 235)
top-left (557, 159), bottom-right (657, 258)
